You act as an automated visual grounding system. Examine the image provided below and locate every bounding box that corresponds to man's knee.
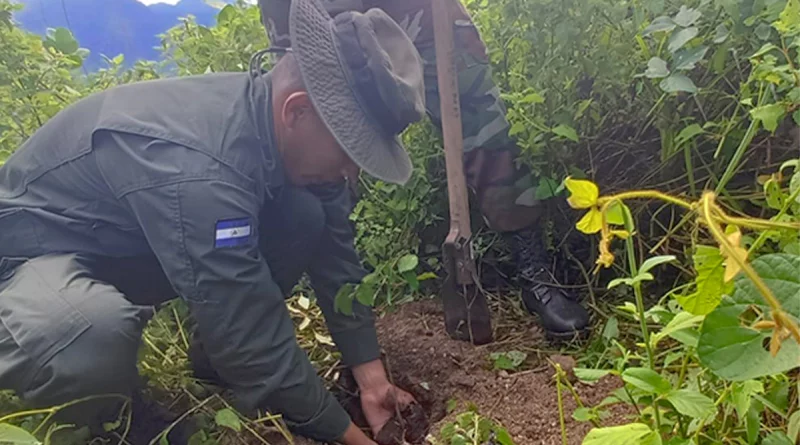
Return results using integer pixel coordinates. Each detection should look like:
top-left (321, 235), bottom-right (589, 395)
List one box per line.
top-left (0, 255), bottom-right (150, 407)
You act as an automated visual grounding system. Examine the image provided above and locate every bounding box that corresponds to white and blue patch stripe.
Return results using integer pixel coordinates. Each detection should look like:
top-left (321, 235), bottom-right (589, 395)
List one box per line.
top-left (215, 218), bottom-right (252, 248)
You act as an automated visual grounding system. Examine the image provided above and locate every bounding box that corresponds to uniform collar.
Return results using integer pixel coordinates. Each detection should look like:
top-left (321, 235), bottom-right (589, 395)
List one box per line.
top-left (249, 70), bottom-right (285, 199)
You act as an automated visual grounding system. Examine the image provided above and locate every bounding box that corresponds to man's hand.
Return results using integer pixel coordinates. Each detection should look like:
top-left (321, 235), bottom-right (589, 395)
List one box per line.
top-left (351, 359), bottom-right (416, 435)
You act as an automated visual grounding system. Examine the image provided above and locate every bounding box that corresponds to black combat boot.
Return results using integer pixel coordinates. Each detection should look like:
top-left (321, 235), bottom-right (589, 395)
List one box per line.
top-left (507, 227), bottom-right (590, 341)
top-left (124, 389), bottom-right (194, 445)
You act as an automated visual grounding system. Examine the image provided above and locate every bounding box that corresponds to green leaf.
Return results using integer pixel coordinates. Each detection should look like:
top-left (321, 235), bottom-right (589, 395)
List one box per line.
top-left (665, 389), bottom-right (716, 419)
top-left (755, 22), bottom-right (773, 40)
top-left (603, 317), bottom-right (619, 341)
top-left (751, 43), bottom-right (780, 59)
top-left (651, 311), bottom-right (704, 348)
top-left (552, 124), bottom-right (579, 142)
top-left (536, 176), bottom-right (561, 200)
top-left (774, 0), bottom-right (800, 33)
top-left (520, 92), bottom-right (545, 104)
top-left (217, 4), bottom-right (235, 24)
top-left (643, 57), bottom-right (669, 78)
top-left (574, 368), bottom-right (612, 384)
top-left (763, 432), bottom-right (794, 445)
top-left (606, 201), bottom-right (626, 225)
top-left (698, 254), bottom-right (800, 381)
top-left (515, 186), bottom-right (537, 207)
top-left (731, 380), bottom-right (764, 420)
top-left (787, 410), bottom-right (800, 443)
top-left (643, 16), bottom-right (676, 35)
top-left (490, 351), bottom-right (527, 370)
top-left (397, 254), bottom-right (419, 273)
top-left (677, 245), bottom-right (732, 315)
top-left (583, 424), bottom-right (660, 445)
top-left (509, 121), bottom-right (526, 136)
top-left (713, 24), bottom-right (730, 43)
top-left (451, 433), bottom-right (468, 445)
top-left (356, 280), bottom-right (377, 307)
top-left (675, 123), bottom-right (704, 147)
top-left (668, 27), bottom-right (699, 53)
top-left (793, 110), bottom-right (800, 126)
top-left (673, 46), bottom-right (709, 71)
top-left (622, 368), bottom-right (672, 395)
top-left (215, 408), bottom-right (242, 432)
top-left (660, 73), bottom-right (698, 93)
top-left (495, 427), bottom-right (515, 445)
top-left (746, 402), bottom-right (762, 445)
top-left (572, 407), bottom-right (595, 422)
top-left (673, 6), bottom-right (702, 27)
top-left (639, 255), bottom-right (677, 275)
top-left (0, 424), bottom-right (40, 445)
top-left (750, 103), bottom-right (786, 132)
top-left (334, 283), bottom-right (356, 316)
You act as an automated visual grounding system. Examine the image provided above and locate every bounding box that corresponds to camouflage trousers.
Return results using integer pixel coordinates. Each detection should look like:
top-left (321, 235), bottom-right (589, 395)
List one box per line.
top-left (258, 0), bottom-right (538, 232)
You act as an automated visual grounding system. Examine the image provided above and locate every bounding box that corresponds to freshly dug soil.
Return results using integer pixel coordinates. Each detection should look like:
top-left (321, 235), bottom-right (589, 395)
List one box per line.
top-left (266, 299), bottom-right (632, 444)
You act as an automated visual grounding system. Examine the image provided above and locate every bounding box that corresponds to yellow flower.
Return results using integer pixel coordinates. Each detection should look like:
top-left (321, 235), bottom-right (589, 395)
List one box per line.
top-left (576, 208), bottom-right (603, 234)
top-left (721, 228), bottom-right (748, 282)
top-left (565, 177), bottom-right (599, 209)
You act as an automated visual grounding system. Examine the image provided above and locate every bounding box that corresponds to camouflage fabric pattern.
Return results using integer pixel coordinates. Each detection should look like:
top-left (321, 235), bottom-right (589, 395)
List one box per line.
top-left (257, 0), bottom-right (538, 232)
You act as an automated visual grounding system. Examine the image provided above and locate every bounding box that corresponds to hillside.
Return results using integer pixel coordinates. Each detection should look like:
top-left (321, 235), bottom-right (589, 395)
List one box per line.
top-left (12, 0), bottom-right (223, 68)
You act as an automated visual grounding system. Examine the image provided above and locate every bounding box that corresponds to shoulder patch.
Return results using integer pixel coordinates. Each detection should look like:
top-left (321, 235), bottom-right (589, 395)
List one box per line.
top-left (215, 217), bottom-right (252, 248)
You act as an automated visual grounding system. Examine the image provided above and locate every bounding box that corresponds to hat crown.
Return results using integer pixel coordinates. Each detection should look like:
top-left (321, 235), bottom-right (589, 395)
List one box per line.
top-left (332, 10), bottom-right (426, 136)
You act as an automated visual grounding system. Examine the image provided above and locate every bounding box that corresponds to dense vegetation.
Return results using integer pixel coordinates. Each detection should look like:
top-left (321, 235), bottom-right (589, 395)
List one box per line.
top-left (0, 0), bottom-right (798, 443)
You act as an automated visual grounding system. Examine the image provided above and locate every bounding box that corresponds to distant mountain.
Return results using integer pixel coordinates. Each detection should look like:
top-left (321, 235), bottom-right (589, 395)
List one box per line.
top-left (12, 0), bottom-right (226, 69)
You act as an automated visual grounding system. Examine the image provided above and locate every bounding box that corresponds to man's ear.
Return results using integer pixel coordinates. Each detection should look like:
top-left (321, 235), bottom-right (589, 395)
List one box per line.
top-left (281, 92), bottom-right (314, 131)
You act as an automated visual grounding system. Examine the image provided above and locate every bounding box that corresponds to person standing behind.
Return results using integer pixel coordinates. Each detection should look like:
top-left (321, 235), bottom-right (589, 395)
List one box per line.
top-left (258, 0), bottom-right (591, 340)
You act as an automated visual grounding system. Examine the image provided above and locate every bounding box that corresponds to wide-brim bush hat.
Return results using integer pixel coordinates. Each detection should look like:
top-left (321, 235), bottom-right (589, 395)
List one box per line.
top-left (289, 0), bottom-right (426, 184)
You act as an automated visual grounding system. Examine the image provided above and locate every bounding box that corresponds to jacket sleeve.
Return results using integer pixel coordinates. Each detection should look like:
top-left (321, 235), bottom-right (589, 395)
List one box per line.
top-left (122, 178), bottom-right (351, 441)
top-left (306, 183), bottom-right (381, 367)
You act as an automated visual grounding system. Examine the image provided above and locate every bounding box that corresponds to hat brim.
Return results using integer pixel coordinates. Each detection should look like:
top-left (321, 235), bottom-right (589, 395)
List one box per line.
top-left (289, 0), bottom-right (413, 185)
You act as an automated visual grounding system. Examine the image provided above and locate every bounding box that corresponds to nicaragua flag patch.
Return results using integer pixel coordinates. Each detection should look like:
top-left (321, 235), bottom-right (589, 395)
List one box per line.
top-left (215, 217), bottom-right (252, 248)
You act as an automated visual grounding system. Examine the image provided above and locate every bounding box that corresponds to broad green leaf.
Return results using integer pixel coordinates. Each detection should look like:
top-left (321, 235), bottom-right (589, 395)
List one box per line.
top-left (52, 27), bottom-right (79, 54)
top-left (509, 121), bottom-right (525, 136)
top-left (215, 408), bottom-right (242, 432)
top-left (665, 390), bottom-right (716, 419)
top-left (673, 6), bottom-right (702, 27)
top-left (750, 103), bottom-right (786, 133)
top-left (675, 123), bottom-right (704, 146)
top-left (651, 311), bottom-right (704, 347)
top-left (356, 281), bottom-right (377, 307)
top-left (673, 46), bottom-right (709, 71)
top-left (794, 110), bottom-right (800, 126)
top-left (495, 427), bottom-right (515, 445)
top-left (573, 407), bottom-right (595, 422)
top-left (762, 432), bottom-right (794, 445)
top-left (660, 73), bottom-right (698, 94)
top-left (565, 178), bottom-right (598, 207)
top-left (334, 283), bottom-right (356, 316)
top-left (0, 424), bottom-right (40, 445)
top-left (643, 57), bottom-right (669, 78)
top-left (787, 410), bottom-right (800, 443)
top-left (755, 22), bottom-right (773, 40)
top-left (515, 186), bottom-right (537, 206)
top-left (791, 170), bottom-right (800, 204)
top-left (698, 254), bottom-right (800, 381)
top-left (774, 0), bottom-right (800, 33)
top-left (668, 27), bottom-right (699, 53)
top-left (574, 368), bottom-right (611, 383)
top-left (397, 254), bottom-right (419, 273)
top-left (731, 380), bottom-right (764, 420)
top-left (677, 245), bottom-right (732, 315)
top-left (603, 317), bottom-right (619, 340)
top-left (746, 402), bottom-right (762, 444)
top-left (536, 176), bottom-right (561, 200)
top-left (490, 351), bottom-right (527, 370)
top-left (643, 16), bottom-right (676, 35)
top-left (576, 208), bottom-right (603, 234)
top-left (217, 4), bottom-right (235, 24)
top-left (713, 24), bottom-right (730, 43)
top-left (451, 433), bottom-right (468, 445)
top-left (606, 201), bottom-right (626, 225)
top-left (622, 368), bottom-right (672, 395)
top-left (583, 424), bottom-right (659, 445)
top-left (552, 124), bottom-right (579, 142)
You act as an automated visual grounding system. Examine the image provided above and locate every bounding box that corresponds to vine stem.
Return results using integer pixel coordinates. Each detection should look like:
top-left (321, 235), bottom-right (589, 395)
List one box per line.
top-left (554, 364), bottom-right (568, 445)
